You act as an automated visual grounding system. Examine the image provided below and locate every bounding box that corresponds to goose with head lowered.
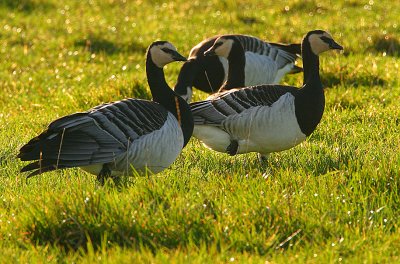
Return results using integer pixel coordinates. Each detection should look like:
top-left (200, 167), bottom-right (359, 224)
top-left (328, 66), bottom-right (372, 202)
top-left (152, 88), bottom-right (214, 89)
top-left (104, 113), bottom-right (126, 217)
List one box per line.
top-left (174, 34), bottom-right (302, 102)
top-left (190, 30), bottom-right (343, 161)
top-left (18, 41), bottom-right (193, 183)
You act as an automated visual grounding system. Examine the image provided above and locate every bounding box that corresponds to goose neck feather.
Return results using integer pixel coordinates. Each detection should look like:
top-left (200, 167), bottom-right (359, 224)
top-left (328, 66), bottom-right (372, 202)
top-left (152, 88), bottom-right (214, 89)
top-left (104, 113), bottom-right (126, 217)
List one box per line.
top-left (293, 34), bottom-right (324, 136)
top-left (221, 38), bottom-right (245, 90)
top-left (146, 49), bottom-right (194, 147)
top-left (301, 38), bottom-right (321, 86)
top-left (174, 59), bottom-right (204, 101)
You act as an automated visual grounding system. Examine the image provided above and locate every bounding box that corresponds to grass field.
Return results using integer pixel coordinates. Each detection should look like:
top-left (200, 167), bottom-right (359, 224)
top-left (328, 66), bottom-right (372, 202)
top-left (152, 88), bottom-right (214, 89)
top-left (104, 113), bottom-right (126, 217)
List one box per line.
top-left (1, 0), bottom-right (399, 262)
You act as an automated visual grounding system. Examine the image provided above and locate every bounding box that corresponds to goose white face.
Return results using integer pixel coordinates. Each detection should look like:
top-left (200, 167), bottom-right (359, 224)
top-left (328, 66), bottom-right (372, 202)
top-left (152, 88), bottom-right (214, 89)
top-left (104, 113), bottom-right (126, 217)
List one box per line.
top-left (210, 38), bottom-right (234, 58)
top-left (309, 32), bottom-right (343, 55)
top-left (150, 42), bottom-right (184, 68)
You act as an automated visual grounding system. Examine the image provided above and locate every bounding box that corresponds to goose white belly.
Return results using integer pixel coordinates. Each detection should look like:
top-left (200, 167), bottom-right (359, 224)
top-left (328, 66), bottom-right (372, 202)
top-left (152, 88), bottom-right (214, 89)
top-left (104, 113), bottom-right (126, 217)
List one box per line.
top-left (194, 94), bottom-right (306, 155)
top-left (82, 113), bottom-right (184, 176)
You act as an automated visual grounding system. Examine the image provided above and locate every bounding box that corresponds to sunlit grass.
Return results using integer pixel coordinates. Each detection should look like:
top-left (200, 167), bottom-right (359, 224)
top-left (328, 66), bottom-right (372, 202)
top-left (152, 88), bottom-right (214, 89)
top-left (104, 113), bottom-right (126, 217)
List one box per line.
top-left (0, 0), bottom-right (399, 262)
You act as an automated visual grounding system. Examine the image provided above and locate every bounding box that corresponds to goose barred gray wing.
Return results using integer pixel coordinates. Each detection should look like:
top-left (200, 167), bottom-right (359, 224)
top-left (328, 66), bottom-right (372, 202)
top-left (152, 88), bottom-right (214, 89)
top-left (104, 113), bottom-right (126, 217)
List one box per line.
top-left (235, 35), bottom-right (299, 69)
top-left (190, 85), bottom-right (298, 125)
top-left (18, 99), bottom-right (168, 177)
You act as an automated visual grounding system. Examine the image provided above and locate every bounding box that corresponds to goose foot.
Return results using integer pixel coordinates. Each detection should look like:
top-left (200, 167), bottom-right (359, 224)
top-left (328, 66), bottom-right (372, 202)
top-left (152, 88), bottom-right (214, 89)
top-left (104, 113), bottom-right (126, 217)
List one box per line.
top-left (258, 153), bottom-right (269, 163)
top-left (226, 140), bottom-right (238, 156)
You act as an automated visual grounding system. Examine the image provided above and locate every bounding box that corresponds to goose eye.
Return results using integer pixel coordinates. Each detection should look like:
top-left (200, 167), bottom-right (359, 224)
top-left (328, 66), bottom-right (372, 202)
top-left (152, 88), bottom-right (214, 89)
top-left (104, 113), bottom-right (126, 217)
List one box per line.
top-left (320, 36), bottom-right (332, 44)
top-left (161, 48), bottom-right (172, 54)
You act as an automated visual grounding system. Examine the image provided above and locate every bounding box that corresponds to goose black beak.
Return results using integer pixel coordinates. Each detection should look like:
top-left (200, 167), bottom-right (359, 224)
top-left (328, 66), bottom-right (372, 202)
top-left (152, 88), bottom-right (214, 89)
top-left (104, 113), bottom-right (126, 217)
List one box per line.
top-left (329, 40), bottom-right (343, 50)
top-left (172, 51), bottom-right (187, 62)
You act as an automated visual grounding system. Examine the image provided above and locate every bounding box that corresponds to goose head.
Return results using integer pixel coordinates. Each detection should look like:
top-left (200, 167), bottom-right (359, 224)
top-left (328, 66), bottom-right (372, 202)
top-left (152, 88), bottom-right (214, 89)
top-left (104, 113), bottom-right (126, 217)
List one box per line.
top-left (204, 36), bottom-right (237, 58)
top-left (305, 30), bottom-right (343, 55)
top-left (149, 41), bottom-right (187, 68)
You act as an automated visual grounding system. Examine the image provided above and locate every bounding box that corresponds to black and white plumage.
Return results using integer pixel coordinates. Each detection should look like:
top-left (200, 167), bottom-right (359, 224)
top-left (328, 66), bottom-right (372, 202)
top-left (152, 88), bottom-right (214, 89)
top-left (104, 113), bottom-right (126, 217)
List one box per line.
top-left (18, 41), bottom-right (193, 182)
top-left (174, 34), bottom-right (302, 102)
top-left (190, 30), bottom-right (343, 160)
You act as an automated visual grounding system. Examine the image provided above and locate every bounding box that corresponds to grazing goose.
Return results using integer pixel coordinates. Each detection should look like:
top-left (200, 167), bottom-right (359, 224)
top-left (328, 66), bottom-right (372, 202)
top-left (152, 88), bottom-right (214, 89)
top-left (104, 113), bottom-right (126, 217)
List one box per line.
top-left (174, 34), bottom-right (302, 102)
top-left (18, 41), bottom-right (193, 183)
top-left (190, 30), bottom-right (343, 161)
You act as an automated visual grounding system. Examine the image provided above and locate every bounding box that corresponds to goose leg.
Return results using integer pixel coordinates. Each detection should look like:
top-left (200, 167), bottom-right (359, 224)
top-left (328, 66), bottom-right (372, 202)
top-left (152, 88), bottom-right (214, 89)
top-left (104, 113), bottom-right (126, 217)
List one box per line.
top-left (97, 164), bottom-right (112, 185)
top-left (226, 140), bottom-right (239, 156)
top-left (258, 153), bottom-right (269, 163)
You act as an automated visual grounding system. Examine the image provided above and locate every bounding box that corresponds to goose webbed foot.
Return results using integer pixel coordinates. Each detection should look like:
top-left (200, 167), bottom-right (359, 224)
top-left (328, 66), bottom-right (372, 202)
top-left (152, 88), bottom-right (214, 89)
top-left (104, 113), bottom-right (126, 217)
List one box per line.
top-left (226, 140), bottom-right (239, 156)
top-left (258, 153), bottom-right (270, 163)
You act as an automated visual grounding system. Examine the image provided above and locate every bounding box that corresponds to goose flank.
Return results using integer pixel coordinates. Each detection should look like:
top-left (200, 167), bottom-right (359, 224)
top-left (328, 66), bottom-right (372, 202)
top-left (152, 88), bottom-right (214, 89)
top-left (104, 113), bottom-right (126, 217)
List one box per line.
top-left (189, 30), bottom-right (343, 161)
top-left (18, 41), bottom-right (194, 183)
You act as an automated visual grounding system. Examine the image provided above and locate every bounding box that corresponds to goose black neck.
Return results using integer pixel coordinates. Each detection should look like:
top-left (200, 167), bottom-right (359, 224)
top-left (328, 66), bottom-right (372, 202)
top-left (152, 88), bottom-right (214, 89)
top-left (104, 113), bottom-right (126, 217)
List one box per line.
top-left (146, 54), bottom-right (173, 103)
top-left (301, 39), bottom-right (321, 86)
top-left (174, 59), bottom-right (203, 96)
top-left (146, 51), bottom-right (194, 148)
top-left (221, 40), bottom-right (245, 90)
top-left (294, 36), bottom-right (325, 137)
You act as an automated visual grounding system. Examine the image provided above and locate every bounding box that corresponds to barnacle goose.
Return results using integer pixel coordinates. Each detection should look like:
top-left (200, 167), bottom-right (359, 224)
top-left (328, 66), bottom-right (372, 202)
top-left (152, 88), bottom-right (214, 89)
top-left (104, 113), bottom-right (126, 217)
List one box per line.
top-left (18, 41), bottom-right (193, 183)
top-left (174, 34), bottom-right (302, 102)
top-left (190, 30), bottom-right (343, 161)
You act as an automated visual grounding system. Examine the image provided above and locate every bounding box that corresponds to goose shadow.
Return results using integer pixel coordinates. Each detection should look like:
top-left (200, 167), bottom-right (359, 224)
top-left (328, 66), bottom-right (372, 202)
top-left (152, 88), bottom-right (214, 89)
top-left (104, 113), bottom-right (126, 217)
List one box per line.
top-left (74, 36), bottom-right (147, 55)
top-left (321, 72), bottom-right (386, 88)
top-left (0, 0), bottom-right (53, 13)
top-left (369, 35), bottom-right (400, 57)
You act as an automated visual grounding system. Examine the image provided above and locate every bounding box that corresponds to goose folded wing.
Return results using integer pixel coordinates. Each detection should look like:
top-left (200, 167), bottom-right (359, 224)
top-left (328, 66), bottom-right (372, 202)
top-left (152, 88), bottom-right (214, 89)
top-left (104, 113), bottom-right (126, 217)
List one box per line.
top-left (18, 99), bottom-right (168, 175)
top-left (235, 35), bottom-right (299, 63)
top-left (190, 85), bottom-right (298, 126)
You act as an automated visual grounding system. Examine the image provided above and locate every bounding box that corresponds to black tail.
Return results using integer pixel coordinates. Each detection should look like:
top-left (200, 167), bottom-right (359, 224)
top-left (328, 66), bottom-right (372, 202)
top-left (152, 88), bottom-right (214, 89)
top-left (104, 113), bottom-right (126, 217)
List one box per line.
top-left (18, 129), bottom-right (70, 177)
top-left (270, 43), bottom-right (302, 57)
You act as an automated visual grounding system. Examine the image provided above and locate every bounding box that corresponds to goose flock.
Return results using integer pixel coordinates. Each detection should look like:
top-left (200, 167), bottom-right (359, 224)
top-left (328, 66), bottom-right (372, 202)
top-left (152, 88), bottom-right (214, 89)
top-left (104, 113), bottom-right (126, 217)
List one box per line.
top-left (18, 30), bottom-right (343, 183)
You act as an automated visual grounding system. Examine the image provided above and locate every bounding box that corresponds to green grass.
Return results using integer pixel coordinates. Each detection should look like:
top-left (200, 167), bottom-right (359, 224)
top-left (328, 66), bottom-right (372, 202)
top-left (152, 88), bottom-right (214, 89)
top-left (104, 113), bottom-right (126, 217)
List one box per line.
top-left (1, 0), bottom-right (399, 262)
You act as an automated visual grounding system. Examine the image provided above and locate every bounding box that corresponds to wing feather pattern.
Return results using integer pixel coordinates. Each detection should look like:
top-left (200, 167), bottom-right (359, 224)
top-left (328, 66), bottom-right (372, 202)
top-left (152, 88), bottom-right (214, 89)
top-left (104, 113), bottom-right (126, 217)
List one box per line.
top-left (235, 35), bottom-right (299, 69)
top-left (190, 85), bottom-right (298, 125)
top-left (18, 99), bottom-right (168, 176)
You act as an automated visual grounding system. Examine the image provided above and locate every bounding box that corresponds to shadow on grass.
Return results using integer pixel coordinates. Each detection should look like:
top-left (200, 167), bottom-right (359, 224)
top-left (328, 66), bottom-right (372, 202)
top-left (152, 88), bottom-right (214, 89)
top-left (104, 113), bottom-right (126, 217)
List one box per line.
top-left (0, 0), bottom-right (53, 12)
top-left (321, 71), bottom-right (386, 88)
top-left (24, 196), bottom-right (317, 255)
top-left (74, 36), bottom-right (147, 55)
top-left (369, 34), bottom-right (400, 57)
